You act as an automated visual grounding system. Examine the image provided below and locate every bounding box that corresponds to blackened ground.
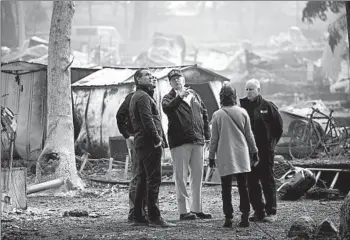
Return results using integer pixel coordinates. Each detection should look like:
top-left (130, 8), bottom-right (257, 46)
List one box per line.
top-left (1, 181), bottom-right (344, 240)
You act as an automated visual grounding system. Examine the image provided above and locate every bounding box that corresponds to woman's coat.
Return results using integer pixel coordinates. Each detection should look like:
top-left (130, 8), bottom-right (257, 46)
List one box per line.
top-left (209, 105), bottom-right (258, 177)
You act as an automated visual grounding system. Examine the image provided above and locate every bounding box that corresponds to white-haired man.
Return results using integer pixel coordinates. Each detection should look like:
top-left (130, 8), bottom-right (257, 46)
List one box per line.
top-left (240, 79), bottom-right (283, 223)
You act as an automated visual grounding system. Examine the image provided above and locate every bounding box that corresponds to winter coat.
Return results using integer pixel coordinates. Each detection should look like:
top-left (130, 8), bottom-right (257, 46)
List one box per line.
top-left (209, 106), bottom-right (258, 177)
top-left (129, 85), bottom-right (167, 149)
top-left (240, 95), bottom-right (283, 153)
top-left (162, 88), bottom-right (210, 149)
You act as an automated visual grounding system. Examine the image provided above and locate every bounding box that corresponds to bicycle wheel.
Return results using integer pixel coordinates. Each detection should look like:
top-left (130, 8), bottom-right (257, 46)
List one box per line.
top-left (289, 122), bottom-right (319, 160)
top-left (323, 125), bottom-right (349, 158)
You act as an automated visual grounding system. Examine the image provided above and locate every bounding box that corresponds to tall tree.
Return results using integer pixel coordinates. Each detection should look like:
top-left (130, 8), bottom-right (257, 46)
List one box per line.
top-left (302, 1), bottom-right (347, 52)
top-left (37, 1), bottom-right (84, 190)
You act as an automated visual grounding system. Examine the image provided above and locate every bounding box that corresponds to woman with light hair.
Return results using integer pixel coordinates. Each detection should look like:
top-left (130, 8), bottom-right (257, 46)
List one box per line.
top-left (208, 83), bottom-right (259, 228)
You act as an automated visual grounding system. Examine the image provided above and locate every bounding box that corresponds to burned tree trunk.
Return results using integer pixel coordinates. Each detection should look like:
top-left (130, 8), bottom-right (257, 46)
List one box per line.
top-left (340, 192), bottom-right (350, 239)
top-left (37, 1), bottom-right (84, 190)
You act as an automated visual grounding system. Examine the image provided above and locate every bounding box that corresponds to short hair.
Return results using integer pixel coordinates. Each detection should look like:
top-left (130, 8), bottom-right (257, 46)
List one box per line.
top-left (134, 69), bottom-right (146, 84)
top-left (220, 83), bottom-right (237, 106)
top-left (245, 78), bottom-right (260, 89)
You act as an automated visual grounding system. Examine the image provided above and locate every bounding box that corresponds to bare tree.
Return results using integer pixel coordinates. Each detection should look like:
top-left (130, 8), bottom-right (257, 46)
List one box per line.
top-left (303, 1), bottom-right (350, 101)
top-left (302, 1), bottom-right (347, 52)
top-left (37, 1), bottom-right (84, 190)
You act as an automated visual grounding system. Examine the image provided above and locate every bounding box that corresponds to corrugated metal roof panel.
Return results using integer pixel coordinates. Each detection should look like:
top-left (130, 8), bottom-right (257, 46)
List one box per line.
top-left (73, 66), bottom-right (191, 86)
top-left (71, 68), bottom-right (136, 87)
top-left (1, 61), bottom-right (47, 74)
top-left (121, 67), bottom-right (185, 84)
top-left (71, 65), bottom-right (228, 87)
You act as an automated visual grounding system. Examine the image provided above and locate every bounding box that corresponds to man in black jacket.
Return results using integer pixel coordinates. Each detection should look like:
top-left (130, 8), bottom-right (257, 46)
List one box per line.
top-left (162, 69), bottom-right (212, 221)
top-left (240, 78), bottom-right (283, 223)
top-left (116, 89), bottom-right (147, 223)
top-left (129, 68), bottom-right (174, 228)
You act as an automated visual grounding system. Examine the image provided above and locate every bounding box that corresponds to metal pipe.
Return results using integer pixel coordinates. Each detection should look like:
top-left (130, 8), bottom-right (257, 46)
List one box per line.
top-left (27, 178), bottom-right (64, 195)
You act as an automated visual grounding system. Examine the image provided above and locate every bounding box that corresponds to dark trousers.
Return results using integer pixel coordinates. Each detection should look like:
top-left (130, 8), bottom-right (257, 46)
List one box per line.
top-left (128, 146), bottom-right (147, 220)
top-left (221, 173), bottom-right (250, 218)
top-left (248, 151), bottom-right (277, 215)
top-left (134, 146), bottom-right (162, 221)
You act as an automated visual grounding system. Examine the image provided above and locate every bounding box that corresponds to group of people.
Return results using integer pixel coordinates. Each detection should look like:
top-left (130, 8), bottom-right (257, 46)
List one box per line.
top-left (116, 68), bottom-right (283, 228)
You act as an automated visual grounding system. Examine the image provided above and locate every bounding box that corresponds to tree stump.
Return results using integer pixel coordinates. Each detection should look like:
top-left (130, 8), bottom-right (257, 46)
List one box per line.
top-left (339, 192), bottom-right (350, 239)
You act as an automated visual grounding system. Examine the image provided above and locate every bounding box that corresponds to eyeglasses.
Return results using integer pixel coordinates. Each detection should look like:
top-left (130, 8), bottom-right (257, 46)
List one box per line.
top-left (245, 88), bottom-right (256, 91)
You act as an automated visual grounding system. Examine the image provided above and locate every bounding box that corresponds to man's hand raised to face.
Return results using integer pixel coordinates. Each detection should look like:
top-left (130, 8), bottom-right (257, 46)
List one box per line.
top-left (178, 89), bottom-right (190, 99)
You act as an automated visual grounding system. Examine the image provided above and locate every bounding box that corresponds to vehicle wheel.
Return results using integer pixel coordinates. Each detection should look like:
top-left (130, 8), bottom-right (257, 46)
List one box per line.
top-left (289, 122), bottom-right (319, 160)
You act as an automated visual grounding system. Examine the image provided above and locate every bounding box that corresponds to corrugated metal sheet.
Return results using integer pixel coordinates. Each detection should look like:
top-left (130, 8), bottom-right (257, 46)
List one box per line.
top-left (71, 65), bottom-right (203, 87)
top-left (71, 68), bottom-right (136, 87)
top-left (1, 61), bottom-right (46, 74)
top-left (1, 69), bottom-right (46, 162)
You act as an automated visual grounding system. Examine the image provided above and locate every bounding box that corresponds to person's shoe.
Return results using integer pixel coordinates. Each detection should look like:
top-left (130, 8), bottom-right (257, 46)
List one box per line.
top-left (191, 211), bottom-right (212, 219)
top-left (131, 217), bottom-right (149, 226)
top-left (223, 217), bottom-right (233, 228)
top-left (149, 217), bottom-right (176, 228)
top-left (179, 212), bottom-right (196, 221)
top-left (263, 214), bottom-right (277, 223)
top-left (238, 213), bottom-right (250, 228)
top-left (249, 211), bottom-right (266, 222)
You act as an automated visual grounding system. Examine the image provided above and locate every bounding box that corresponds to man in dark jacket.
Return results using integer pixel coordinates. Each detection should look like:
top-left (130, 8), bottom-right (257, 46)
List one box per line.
top-left (162, 69), bottom-right (212, 221)
top-left (116, 90), bottom-right (147, 223)
top-left (129, 68), bottom-right (174, 228)
top-left (240, 78), bottom-right (283, 223)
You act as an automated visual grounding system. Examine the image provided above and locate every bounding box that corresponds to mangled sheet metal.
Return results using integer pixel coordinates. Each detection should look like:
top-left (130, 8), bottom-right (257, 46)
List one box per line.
top-left (1, 36), bottom-right (94, 68)
top-left (28, 51), bottom-right (94, 68)
top-left (268, 26), bottom-right (312, 50)
top-left (134, 32), bottom-right (186, 66)
top-left (1, 61), bottom-right (47, 161)
top-left (277, 166), bottom-right (316, 200)
top-left (1, 44), bottom-right (48, 63)
top-left (196, 48), bottom-right (232, 72)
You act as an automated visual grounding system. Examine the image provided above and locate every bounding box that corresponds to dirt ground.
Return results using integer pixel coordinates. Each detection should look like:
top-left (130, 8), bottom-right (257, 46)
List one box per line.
top-left (1, 180), bottom-right (345, 240)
